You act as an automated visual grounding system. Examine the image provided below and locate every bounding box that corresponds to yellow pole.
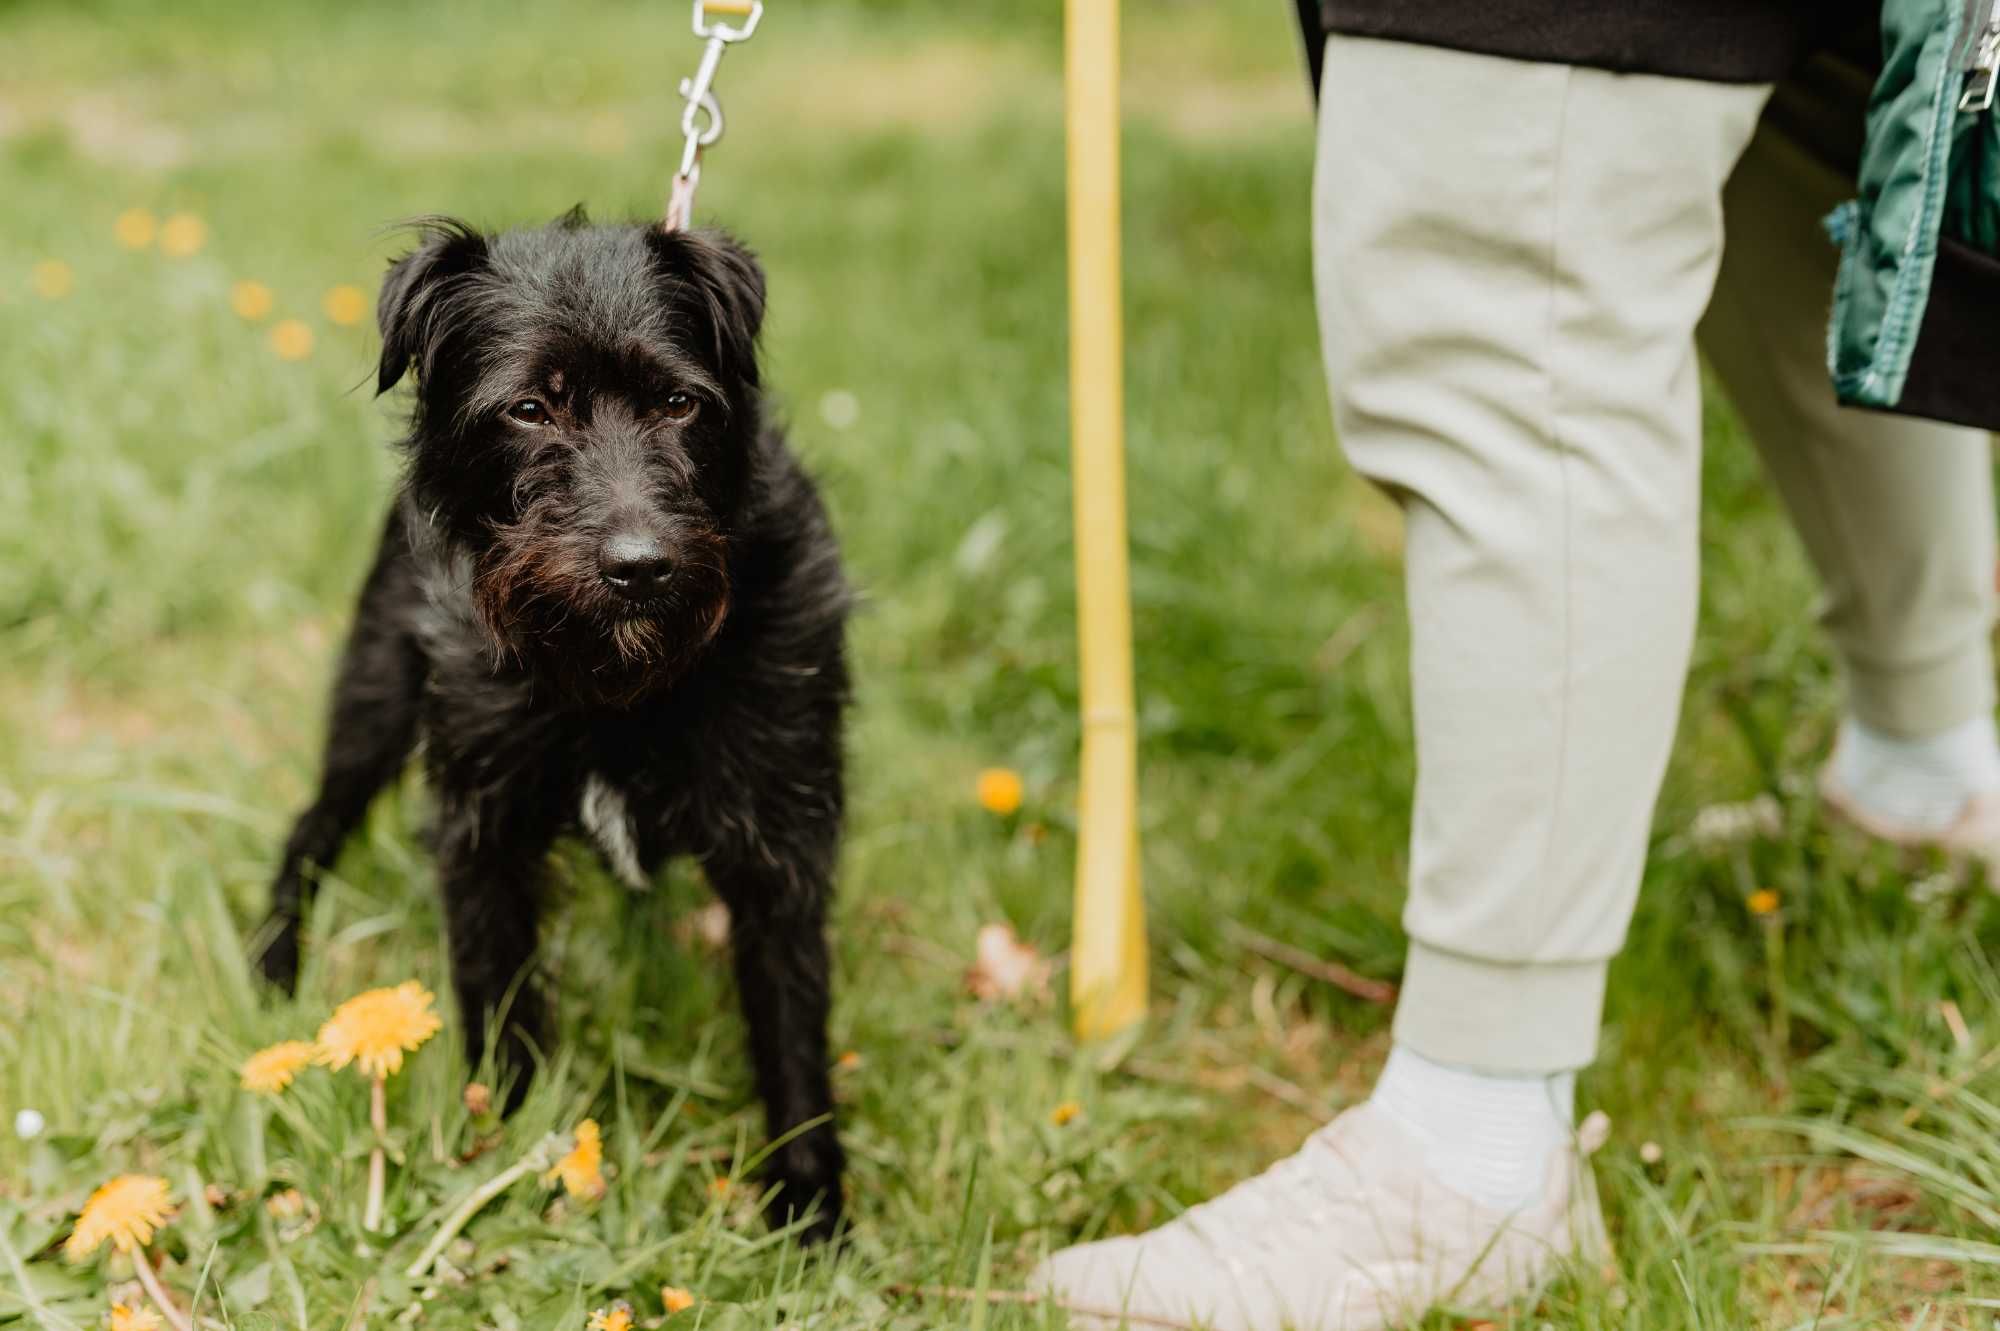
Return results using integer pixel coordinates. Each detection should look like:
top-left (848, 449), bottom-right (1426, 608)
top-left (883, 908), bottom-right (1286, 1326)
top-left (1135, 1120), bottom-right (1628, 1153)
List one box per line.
top-left (1065, 0), bottom-right (1147, 1042)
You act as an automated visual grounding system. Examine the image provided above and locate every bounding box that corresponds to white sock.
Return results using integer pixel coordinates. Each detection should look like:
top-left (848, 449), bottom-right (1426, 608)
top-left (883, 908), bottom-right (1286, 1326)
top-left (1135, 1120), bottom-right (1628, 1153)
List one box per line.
top-left (1367, 1045), bottom-right (1574, 1212)
top-left (1829, 713), bottom-right (2000, 834)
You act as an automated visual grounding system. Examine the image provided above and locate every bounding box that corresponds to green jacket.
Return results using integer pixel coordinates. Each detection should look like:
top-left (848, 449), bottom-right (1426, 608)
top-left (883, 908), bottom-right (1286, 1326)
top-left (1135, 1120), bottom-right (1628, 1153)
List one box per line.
top-left (1294, 2), bottom-right (2000, 429)
top-left (1827, 0), bottom-right (2000, 428)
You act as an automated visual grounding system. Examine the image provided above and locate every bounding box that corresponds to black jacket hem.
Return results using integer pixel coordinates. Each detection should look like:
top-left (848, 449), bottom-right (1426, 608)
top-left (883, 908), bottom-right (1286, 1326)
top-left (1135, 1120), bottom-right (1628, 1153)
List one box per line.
top-left (1301, 2), bottom-right (1867, 89)
top-left (1891, 236), bottom-right (2000, 431)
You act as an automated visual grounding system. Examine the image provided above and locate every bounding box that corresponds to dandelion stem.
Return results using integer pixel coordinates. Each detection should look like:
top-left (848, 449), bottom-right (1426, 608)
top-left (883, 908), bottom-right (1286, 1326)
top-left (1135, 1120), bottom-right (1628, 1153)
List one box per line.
top-left (244, 1096), bottom-right (269, 1188)
top-left (1765, 910), bottom-right (1789, 1064)
top-left (363, 1076), bottom-right (387, 1233)
top-left (404, 1131), bottom-right (568, 1279)
top-left (131, 1250), bottom-right (194, 1331)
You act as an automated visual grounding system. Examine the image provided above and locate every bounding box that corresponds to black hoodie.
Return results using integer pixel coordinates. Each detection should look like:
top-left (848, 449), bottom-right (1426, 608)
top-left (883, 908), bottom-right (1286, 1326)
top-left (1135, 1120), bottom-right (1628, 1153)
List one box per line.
top-left (1295, 0), bottom-right (1876, 90)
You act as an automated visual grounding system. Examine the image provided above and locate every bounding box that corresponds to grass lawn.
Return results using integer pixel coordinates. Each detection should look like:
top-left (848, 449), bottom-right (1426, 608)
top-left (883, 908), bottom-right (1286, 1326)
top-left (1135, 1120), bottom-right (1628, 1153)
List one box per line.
top-left (5, 2), bottom-right (2000, 1327)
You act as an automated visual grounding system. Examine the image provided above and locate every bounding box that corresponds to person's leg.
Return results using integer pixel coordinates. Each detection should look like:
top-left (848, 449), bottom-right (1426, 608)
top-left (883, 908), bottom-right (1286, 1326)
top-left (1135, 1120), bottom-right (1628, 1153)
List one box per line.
top-left (1336, 35), bottom-right (1764, 1234)
top-left (1698, 119), bottom-right (2000, 841)
top-left (1036, 36), bottom-right (1767, 1331)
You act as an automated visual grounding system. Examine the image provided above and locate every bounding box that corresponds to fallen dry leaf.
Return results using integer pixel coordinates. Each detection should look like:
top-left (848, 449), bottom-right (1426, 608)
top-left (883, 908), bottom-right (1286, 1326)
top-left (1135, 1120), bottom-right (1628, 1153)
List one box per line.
top-left (964, 923), bottom-right (1051, 1003)
top-left (674, 901), bottom-right (731, 952)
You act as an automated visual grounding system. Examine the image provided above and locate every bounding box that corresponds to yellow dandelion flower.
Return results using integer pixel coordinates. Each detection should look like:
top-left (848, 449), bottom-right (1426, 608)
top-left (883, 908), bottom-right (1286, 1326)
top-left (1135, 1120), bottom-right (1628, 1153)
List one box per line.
top-left (976, 767), bottom-right (1023, 816)
top-left (32, 260), bottom-right (74, 300)
top-left (109, 1304), bottom-right (163, 1331)
top-left (240, 1040), bottom-right (315, 1095)
top-left (269, 319), bottom-right (314, 362)
top-left (587, 1302), bottom-right (635, 1331)
top-left (113, 209), bottom-right (158, 250)
top-left (316, 980), bottom-right (441, 1080)
top-left (1049, 1099), bottom-right (1083, 1127)
top-left (158, 213), bottom-right (207, 259)
top-left (584, 113), bottom-right (628, 156)
top-left (544, 1119), bottom-right (605, 1201)
top-left (323, 284), bottom-right (368, 326)
top-left (708, 1177), bottom-right (732, 1200)
top-left (230, 280), bottom-right (274, 321)
top-left (64, 1175), bottom-right (174, 1261)
top-left (836, 1049), bottom-right (863, 1070)
top-left (661, 1286), bottom-right (696, 1314)
top-left (1747, 888), bottom-right (1780, 917)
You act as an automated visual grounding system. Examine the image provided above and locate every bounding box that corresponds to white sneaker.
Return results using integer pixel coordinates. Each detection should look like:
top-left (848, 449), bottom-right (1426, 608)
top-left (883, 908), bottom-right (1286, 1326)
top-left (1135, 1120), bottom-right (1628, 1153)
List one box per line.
top-left (1820, 768), bottom-right (2000, 869)
top-left (1030, 1104), bottom-right (1610, 1331)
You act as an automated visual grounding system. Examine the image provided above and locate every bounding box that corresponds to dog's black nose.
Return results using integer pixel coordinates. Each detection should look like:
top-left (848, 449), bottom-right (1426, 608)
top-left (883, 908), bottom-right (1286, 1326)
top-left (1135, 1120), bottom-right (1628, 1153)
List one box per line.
top-left (599, 533), bottom-right (672, 600)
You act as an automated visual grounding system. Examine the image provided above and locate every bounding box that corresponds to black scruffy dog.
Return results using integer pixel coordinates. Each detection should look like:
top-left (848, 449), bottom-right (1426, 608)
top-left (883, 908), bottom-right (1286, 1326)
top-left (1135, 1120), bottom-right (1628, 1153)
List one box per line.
top-left (252, 211), bottom-right (849, 1241)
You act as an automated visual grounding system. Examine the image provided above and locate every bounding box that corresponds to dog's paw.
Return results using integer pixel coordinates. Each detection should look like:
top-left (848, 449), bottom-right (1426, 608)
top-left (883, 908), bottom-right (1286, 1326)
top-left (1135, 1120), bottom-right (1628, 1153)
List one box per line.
top-left (463, 1009), bottom-right (545, 1117)
top-left (769, 1188), bottom-right (844, 1246)
top-left (763, 1134), bottom-right (846, 1245)
top-left (251, 915), bottom-right (301, 994)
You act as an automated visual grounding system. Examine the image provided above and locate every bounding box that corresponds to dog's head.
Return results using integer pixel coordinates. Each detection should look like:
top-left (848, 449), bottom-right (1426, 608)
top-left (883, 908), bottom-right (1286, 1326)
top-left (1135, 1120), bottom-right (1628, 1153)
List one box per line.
top-left (377, 210), bottom-right (765, 702)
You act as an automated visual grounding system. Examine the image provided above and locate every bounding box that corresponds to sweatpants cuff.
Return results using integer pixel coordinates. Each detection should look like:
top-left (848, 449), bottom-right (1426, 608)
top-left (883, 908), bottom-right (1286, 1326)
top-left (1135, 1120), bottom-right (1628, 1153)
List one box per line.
top-left (1846, 644), bottom-right (1996, 740)
top-left (1392, 944), bottom-right (1605, 1074)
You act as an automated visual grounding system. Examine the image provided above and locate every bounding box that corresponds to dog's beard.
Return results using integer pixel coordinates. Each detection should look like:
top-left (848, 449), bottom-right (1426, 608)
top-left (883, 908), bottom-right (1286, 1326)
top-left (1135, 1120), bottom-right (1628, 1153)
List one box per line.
top-left (471, 502), bottom-right (731, 706)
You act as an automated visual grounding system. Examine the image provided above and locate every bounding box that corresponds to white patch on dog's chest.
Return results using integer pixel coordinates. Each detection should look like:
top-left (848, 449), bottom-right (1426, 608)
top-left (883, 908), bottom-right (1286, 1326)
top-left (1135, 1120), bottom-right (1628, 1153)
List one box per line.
top-left (580, 775), bottom-right (650, 890)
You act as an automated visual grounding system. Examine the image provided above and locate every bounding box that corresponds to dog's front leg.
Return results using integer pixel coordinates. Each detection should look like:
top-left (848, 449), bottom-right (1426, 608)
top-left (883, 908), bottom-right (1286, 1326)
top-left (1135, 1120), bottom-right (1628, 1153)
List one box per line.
top-left (256, 509), bottom-right (427, 992)
top-left (433, 789), bottom-right (558, 1110)
top-left (707, 853), bottom-right (844, 1243)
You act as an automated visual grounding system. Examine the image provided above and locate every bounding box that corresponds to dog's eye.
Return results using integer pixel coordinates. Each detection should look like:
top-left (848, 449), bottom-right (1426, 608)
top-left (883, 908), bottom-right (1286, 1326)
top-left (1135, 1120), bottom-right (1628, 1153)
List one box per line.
top-left (507, 399), bottom-right (549, 425)
top-left (662, 391), bottom-right (699, 423)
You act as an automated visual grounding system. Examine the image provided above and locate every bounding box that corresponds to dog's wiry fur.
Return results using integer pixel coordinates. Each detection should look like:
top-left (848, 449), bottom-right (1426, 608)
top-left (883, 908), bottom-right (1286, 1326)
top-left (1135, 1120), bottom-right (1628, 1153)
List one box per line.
top-left (253, 211), bottom-right (850, 1241)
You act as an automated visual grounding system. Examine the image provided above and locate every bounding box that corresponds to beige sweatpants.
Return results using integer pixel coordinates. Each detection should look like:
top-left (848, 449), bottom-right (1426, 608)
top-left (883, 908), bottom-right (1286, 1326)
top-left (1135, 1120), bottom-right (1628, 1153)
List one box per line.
top-left (1312, 36), bottom-right (1997, 1074)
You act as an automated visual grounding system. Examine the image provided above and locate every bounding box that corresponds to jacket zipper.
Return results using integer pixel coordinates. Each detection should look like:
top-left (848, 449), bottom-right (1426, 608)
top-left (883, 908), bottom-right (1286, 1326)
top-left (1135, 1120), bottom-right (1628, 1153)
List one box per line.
top-left (1962, 0), bottom-right (2000, 112)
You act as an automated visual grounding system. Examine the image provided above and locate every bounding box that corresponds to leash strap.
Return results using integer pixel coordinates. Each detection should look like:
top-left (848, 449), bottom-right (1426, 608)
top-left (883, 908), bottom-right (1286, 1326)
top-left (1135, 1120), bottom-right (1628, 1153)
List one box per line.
top-left (664, 0), bottom-right (764, 231)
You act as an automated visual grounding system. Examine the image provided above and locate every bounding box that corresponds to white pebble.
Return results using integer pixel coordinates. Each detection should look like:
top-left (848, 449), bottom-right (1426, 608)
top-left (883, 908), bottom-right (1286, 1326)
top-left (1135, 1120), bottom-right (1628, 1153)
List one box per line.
top-left (817, 389), bottom-right (860, 431)
top-left (14, 1108), bottom-right (45, 1140)
top-left (1687, 794), bottom-right (1782, 850)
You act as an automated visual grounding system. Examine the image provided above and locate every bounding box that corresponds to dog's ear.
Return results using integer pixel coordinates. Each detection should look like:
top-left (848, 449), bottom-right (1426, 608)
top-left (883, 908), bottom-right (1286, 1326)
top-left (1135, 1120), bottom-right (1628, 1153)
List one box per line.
top-left (645, 226), bottom-right (766, 384)
top-left (377, 217), bottom-right (487, 395)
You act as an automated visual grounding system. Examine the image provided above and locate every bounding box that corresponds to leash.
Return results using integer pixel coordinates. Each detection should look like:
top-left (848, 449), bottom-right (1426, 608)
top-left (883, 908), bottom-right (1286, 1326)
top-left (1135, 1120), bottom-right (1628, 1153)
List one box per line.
top-left (664, 0), bottom-right (764, 232)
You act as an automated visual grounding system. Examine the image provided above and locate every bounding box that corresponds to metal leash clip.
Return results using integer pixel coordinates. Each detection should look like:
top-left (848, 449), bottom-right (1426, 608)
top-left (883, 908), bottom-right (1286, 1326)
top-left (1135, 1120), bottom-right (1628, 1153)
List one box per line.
top-left (665, 0), bottom-right (765, 231)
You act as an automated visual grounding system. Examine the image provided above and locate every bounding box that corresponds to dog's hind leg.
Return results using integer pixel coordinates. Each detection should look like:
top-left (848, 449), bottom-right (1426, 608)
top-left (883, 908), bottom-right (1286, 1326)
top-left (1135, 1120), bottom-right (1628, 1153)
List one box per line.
top-left (254, 510), bottom-right (427, 992)
top-left (706, 838), bottom-right (846, 1244)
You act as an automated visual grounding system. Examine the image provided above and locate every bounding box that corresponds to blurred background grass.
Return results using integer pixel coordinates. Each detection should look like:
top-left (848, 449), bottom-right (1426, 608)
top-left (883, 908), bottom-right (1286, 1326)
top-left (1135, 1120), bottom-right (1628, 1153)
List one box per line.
top-left (4, 1), bottom-right (2000, 1327)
